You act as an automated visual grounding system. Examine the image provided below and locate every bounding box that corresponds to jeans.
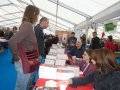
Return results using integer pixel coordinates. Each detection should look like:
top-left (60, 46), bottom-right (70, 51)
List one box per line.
top-left (33, 56), bottom-right (44, 83)
top-left (40, 56), bottom-right (45, 64)
top-left (14, 62), bottom-right (35, 90)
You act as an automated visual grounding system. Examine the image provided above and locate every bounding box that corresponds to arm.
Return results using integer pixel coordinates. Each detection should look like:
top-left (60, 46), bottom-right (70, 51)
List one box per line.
top-left (110, 74), bottom-right (120, 90)
top-left (69, 71), bottom-right (95, 87)
top-left (67, 48), bottom-right (74, 58)
top-left (8, 23), bottom-right (32, 61)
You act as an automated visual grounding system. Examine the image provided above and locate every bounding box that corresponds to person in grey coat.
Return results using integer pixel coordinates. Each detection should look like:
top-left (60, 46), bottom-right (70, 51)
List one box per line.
top-left (8, 5), bottom-right (40, 90)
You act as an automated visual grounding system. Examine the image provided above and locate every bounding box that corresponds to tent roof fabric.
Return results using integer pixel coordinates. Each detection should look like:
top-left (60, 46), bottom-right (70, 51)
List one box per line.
top-left (0, 0), bottom-right (120, 38)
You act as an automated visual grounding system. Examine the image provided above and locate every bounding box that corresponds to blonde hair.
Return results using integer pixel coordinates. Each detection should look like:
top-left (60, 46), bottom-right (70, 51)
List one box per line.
top-left (22, 5), bottom-right (40, 23)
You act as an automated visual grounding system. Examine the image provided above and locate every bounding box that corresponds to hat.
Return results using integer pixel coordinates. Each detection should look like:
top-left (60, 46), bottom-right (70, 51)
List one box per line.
top-left (71, 32), bottom-right (75, 34)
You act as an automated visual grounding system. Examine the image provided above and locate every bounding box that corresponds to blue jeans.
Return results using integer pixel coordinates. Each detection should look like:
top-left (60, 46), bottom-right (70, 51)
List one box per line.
top-left (40, 56), bottom-right (45, 64)
top-left (33, 56), bottom-right (45, 83)
top-left (14, 62), bottom-right (35, 90)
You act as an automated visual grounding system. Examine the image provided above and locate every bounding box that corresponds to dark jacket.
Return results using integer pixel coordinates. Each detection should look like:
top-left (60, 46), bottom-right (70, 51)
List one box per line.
top-left (45, 38), bottom-right (52, 55)
top-left (70, 71), bottom-right (120, 90)
top-left (0, 30), bottom-right (4, 37)
top-left (68, 37), bottom-right (77, 44)
top-left (52, 36), bottom-right (58, 44)
top-left (34, 24), bottom-right (45, 56)
top-left (8, 31), bottom-right (13, 39)
top-left (91, 36), bottom-right (100, 50)
top-left (65, 45), bottom-right (76, 53)
top-left (68, 47), bottom-right (85, 58)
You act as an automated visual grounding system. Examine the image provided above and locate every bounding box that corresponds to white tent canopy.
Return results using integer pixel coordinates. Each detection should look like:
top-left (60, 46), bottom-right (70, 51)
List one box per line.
top-left (0, 0), bottom-right (120, 38)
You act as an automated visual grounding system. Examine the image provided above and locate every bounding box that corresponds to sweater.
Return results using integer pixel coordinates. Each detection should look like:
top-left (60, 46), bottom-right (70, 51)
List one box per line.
top-left (8, 21), bottom-right (37, 61)
top-left (70, 71), bottom-right (120, 90)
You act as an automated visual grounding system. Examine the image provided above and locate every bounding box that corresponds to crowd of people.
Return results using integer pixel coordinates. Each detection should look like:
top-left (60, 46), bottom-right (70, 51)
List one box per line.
top-left (66, 31), bottom-right (119, 54)
top-left (0, 26), bottom-right (17, 40)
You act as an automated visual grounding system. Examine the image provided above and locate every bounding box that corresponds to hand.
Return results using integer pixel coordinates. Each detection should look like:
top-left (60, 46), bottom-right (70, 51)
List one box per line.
top-left (72, 56), bottom-right (76, 62)
top-left (57, 79), bottom-right (72, 87)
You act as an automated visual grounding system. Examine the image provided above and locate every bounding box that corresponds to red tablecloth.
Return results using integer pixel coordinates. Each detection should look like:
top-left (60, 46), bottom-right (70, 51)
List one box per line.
top-left (64, 51), bottom-right (68, 54)
top-left (68, 58), bottom-right (72, 62)
top-left (35, 78), bottom-right (93, 90)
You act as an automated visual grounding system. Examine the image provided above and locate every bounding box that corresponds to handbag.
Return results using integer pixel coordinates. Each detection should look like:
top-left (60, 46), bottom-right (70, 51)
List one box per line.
top-left (17, 43), bottom-right (40, 74)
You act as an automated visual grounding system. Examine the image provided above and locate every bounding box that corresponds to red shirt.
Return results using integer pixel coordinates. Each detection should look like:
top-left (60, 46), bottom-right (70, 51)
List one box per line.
top-left (105, 40), bottom-right (116, 52)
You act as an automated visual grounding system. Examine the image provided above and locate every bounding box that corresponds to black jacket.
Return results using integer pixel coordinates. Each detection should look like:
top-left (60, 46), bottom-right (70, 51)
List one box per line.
top-left (70, 71), bottom-right (120, 90)
top-left (68, 47), bottom-right (85, 58)
top-left (91, 36), bottom-right (100, 50)
top-left (34, 24), bottom-right (45, 56)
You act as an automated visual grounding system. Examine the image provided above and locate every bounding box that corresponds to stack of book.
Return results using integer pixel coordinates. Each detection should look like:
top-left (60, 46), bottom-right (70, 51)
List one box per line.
top-left (56, 69), bottom-right (74, 80)
top-left (49, 48), bottom-right (57, 55)
top-left (57, 66), bottom-right (80, 77)
top-left (44, 59), bottom-right (55, 65)
top-left (39, 65), bottom-right (80, 80)
top-left (39, 65), bottom-right (57, 79)
top-left (46, 55), bottom-right (56, 60)
top-left (51, 44), bottom-right (58, 49)
top-left (57, 54), bottom-right (68, 60)
top-left (57, 48), bottom-right (65, 54)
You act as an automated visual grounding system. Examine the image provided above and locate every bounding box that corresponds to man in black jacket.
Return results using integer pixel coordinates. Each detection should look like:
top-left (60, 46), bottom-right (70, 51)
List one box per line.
top-left (34, 17), bottom-right (49, 64)
top-left (91, 32), bottom-right (100, 50)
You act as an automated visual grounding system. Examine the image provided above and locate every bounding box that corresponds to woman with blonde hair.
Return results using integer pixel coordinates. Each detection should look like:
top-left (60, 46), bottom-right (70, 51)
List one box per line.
top-left (8, 5), bottom-right (40, 90)
top-left (60, 48), bottom-right (120, 90)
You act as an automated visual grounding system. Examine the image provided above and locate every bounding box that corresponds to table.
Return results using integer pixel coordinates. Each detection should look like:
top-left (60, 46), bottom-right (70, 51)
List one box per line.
top-left (0, 39), bottom-right (8, 47)
top-left (35, 49), bottom-right (93, 90)
top-left (35, 76), bottom-right (93, 90)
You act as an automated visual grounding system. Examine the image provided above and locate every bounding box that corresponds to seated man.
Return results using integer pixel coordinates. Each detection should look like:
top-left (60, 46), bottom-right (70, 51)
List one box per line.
top-left (68, 38), bottom-right (85, 59)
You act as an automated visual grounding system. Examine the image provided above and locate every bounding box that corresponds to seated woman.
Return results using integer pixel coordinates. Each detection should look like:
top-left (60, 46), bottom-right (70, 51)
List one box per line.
top-left (60, 48), bottom-right (120, 90)
top-left (71, 49), bottom-right (94, 76)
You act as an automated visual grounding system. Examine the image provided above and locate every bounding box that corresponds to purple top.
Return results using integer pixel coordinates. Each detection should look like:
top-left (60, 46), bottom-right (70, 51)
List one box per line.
top-left (71, 60), bottom-right (94, 76)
